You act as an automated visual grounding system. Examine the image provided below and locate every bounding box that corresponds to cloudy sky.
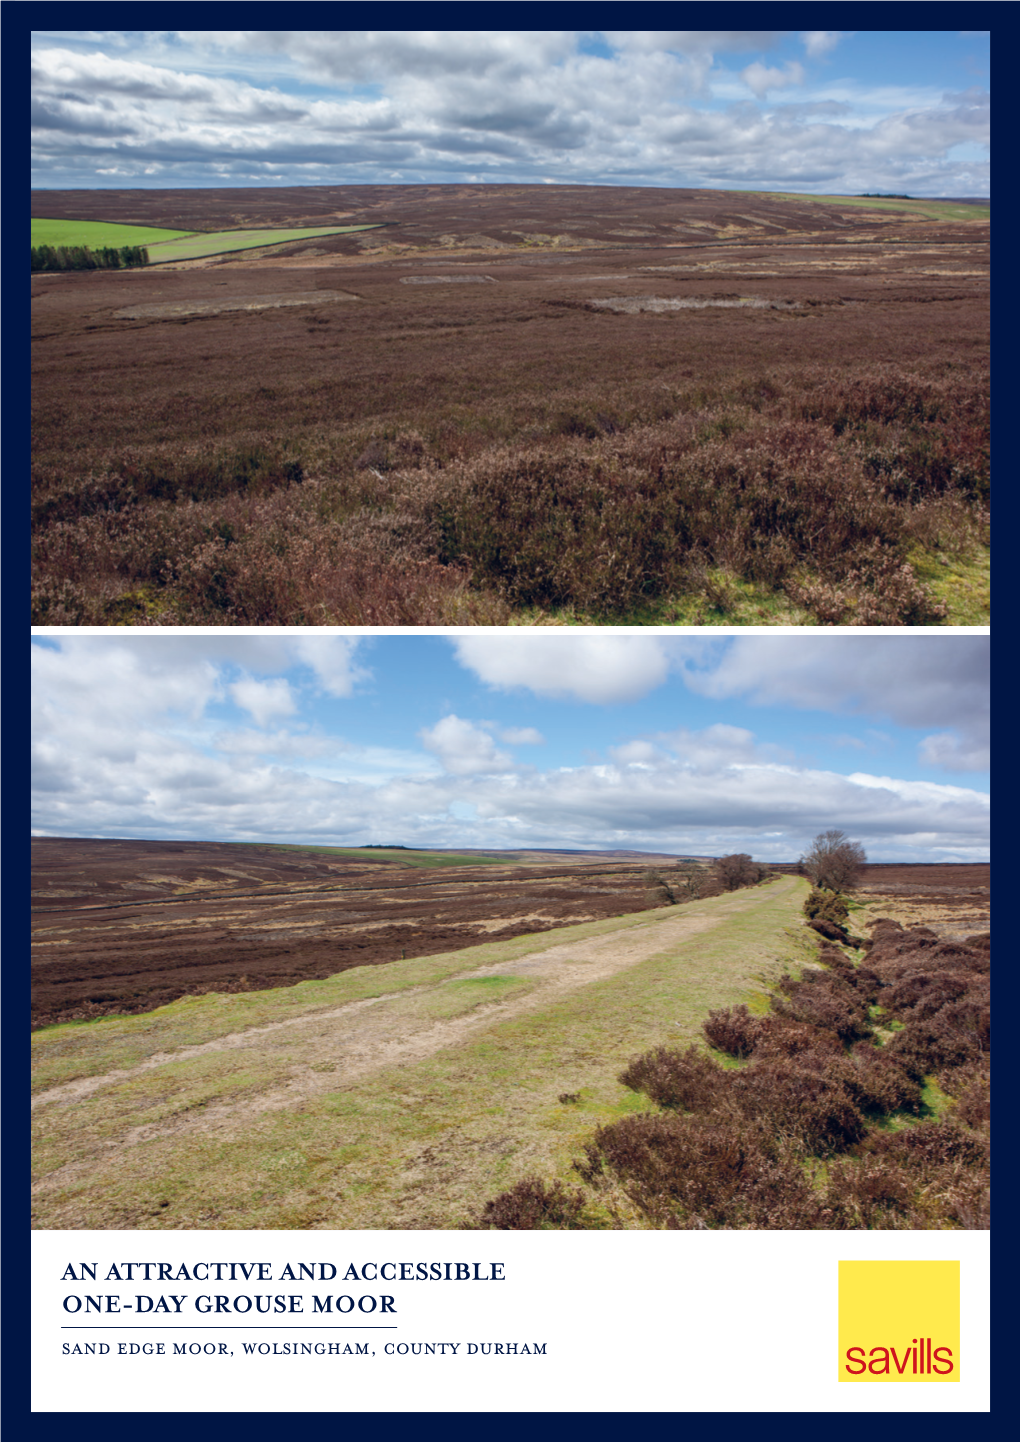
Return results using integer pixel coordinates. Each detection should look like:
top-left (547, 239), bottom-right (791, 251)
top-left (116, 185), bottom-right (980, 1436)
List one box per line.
top-left (30, 29), bottom-right (989, 195)
top-left (31, 634), bottom-right (989, 862)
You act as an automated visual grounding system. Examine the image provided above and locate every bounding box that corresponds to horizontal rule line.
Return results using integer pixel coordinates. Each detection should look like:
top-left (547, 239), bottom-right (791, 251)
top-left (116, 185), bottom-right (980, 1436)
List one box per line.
top-left (60, 1326), bottom-right (399, 1331)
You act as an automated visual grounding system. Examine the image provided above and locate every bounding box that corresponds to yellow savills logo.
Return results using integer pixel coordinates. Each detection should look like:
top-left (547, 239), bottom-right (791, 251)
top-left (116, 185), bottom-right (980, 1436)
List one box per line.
top-left (839, 1261), bottom-right (960, 1382)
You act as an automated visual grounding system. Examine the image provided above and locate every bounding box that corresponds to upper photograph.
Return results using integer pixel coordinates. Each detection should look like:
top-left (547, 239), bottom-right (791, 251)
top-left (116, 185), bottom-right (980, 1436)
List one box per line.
top-left (30, 29), bottom-right (989, 628)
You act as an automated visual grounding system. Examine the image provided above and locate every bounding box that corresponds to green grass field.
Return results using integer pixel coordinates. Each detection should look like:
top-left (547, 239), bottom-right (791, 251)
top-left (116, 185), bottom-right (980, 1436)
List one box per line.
top-left (750, 192), bottom-right (990, 223)
top-left (32, 219), bottom-right (381, 264)
top-left (32, 218), bottom-right (194, 248)
top-left (144, 225), bottom-right (379, 262)
top-left (262, 844), bottom-right (517, 868)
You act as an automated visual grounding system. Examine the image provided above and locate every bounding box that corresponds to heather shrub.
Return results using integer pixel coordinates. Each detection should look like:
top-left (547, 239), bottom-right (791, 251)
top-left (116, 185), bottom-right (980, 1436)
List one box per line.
top-left (845, 1043), bottom-right (924, 1113)
top-left (575, 1113), bottom-right (819, 1229)
top-left (772, 970), bottom-right (871, 1042)
top-left (746, 1016), bottom-right (844, 1060)
top-left (726, 1058), bottom-right (867, 1153)
top-left (702, 1004), bottom-right (760, 1058)
top-left (475, 1177), bottom-right (589, 1230)
top-left (886, 992), bottom-right (990, 1074)
top-left (32, 446), bottom-right (304, 528)
top-left (862, 1118), bottom-right (989, 1173)
top-left (618, 1045), bottom-right (726, 1113)
top-left (822, 1158), bottom-right (915, 1228)
top-left (702, 1006), bottom-right (842, 1061)
top-left (885, 970), bottom-right (977, 1016)
top-left (946, 1065), bottom-right (990, 1128)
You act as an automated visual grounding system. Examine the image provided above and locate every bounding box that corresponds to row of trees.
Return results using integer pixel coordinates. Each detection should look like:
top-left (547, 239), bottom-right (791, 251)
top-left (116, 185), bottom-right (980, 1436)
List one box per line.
top-left (646, 830), bottom-right (867, 910)
top-left (31, 244), bottom-right (149, 272)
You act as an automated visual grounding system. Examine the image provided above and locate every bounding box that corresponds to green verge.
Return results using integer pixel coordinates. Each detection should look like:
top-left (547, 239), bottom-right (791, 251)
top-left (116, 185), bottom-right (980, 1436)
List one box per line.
top-left (31, 878), bottom-right (815, 1229)
top-left (908, 545), bottom-right (990, 627)
top-left (509, 544), bottom-right (989, 628)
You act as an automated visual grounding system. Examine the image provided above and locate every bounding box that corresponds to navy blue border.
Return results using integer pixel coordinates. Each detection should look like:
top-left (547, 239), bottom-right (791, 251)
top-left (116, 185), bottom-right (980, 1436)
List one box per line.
top-left (11, 2), bottom-right (999, 1435)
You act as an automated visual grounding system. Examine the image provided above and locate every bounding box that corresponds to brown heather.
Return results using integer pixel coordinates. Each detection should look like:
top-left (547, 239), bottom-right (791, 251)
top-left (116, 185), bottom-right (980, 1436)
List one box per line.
top-left (474, 917), bottom-right (990, 1230)
top-left (31, 185), bottom-right (988, 625)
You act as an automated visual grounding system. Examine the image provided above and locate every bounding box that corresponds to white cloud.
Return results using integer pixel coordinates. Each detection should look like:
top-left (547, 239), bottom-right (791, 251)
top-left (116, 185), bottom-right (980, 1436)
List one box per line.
top-left (452, 635), bottom-right (673, 704)
top-left (290, 636), bottom-right (368, 697)
top-left (741, 60), bottom-right (805, 98)
top-left (31, 637), bottom-right (221, 724)
top-left (918, 731), bottom-right (990, 773)
top-left (229, 677), bottom-right (296, 728)
top-left (684, 636), bottom-right (989, 773)
top-left (498, 726), bottom-right (545, 746)
top-left (418, 715), bottom-right (514, 775)
top-left (29, 32), bottom-right (989, 195)
top-left (801, 32), bottom-right (846, 59)
top-left (212, 728), bottom-right (337, 760)
top-left (30, 638), bottom-right (989, 862)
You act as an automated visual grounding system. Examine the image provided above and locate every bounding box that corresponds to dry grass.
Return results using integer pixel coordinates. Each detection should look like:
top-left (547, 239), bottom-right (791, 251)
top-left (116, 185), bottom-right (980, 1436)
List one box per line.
top-left (31, 877), bottom-right (811, 1229)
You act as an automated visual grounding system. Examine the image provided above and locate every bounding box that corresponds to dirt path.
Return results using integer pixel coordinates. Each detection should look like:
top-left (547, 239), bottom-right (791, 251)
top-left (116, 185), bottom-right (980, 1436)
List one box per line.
top-left (32, 881), bottom-right (805, 1224)
top-left (33, 904), bottom-right (730, 1128)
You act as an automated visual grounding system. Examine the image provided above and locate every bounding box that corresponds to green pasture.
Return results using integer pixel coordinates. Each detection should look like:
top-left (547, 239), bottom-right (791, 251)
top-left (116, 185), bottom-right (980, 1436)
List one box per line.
top-left (31, 219), bottom-right (381, 264)
top-left (261, 844), bottom-right (516, 868)
top-left (749, 191), bottom-right (990, 223)
top-left (31, 218), bottom-right (194, 248)
top-left (145, 225), bottom-right (379, 262)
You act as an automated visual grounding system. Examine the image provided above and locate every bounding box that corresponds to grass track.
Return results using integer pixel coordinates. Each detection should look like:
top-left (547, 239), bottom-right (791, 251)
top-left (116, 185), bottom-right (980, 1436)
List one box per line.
top-left (31, 877), bottom-right (813, 1229)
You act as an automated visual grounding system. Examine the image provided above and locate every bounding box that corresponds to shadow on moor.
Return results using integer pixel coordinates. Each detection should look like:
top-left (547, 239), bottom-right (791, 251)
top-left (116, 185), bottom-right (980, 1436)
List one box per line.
top-left (31, 184), bottom-right (989, 626)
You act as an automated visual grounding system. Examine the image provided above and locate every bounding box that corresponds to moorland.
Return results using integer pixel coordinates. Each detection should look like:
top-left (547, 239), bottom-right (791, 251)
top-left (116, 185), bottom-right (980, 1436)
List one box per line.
top-left (30, 837), bottom-right (686, 1027)
top-left (30, 184), bottom-right (989, 626)
top-left (31, 840), bottom-right (988, 1230)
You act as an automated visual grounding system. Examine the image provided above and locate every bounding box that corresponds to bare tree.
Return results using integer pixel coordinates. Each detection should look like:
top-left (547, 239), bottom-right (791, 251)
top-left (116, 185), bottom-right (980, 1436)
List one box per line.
top-left (802, 830), bottom-right (867, 891)
top-left (674, 862), bottom-right (708, 899)
top-left (714, 853), bottom-right (762, 891)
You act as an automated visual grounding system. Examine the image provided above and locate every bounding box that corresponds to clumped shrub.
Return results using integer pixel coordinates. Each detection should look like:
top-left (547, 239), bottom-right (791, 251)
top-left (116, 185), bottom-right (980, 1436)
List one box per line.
top-left (469, 918), bottom-right (990, 1231)
top-left (947, 1065), bottom-right (990, 1128)
top-left (702, 1004), bottom-right (760, 1058)
top-left (32, 446), bottom-right (304, 529)
top-left (575, 1113), bottom-right (820, 1229)
top-left (803, 889), bottom-right (850, 924)
top-left (475, 1177), bottom-right (589, 1230)
top-left (886, 992), bottom-right (990, 1074)
top-left (702, 1005), bottom-right (843, 1060)
top-left (714, 854), bottom-right (766, 890)
top-left (618, 1045), bottom-right (726, 1112)
top-left (727, 1058), bottom-right (868, 1152)
top-left (772, 970), bottom-right (872, 1042)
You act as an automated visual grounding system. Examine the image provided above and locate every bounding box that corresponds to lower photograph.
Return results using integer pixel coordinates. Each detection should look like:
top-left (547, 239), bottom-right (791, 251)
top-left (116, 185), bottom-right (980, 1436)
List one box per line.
top-left (29, 630), bottom-right (990, 1413)
top-left (31, 630), bottom-right (989, 1237)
